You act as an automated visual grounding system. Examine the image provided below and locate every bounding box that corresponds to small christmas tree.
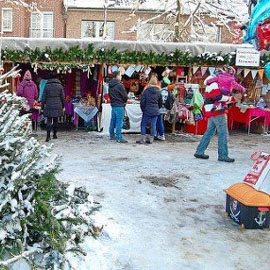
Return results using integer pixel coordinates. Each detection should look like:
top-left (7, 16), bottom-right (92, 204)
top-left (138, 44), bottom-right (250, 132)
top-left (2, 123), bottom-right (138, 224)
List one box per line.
top-left (0, 89), bottom-right (102, 268)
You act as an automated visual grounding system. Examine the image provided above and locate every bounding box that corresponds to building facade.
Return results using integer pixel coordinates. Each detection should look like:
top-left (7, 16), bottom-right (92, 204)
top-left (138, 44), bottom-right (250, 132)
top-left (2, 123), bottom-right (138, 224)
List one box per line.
top-left (0, 0), bottom-right (65, 38)
top-left (0, 0), bottom-right (238, 43)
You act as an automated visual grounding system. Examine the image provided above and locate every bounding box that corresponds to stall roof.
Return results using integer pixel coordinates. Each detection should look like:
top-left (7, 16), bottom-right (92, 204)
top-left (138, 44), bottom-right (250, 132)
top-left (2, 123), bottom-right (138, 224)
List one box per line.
top-left (1, 37), bottom-right (255, 56)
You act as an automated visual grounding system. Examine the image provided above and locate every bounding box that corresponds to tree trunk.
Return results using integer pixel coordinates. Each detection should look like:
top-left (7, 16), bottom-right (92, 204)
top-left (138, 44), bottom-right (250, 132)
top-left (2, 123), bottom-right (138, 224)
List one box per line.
top-left (174, 0), bottom-right (181, 42)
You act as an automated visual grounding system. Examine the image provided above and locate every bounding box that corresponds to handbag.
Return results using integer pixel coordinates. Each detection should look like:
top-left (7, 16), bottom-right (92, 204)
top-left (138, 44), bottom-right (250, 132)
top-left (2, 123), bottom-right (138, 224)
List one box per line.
top-left (122, 114), bottom-right (130, 130)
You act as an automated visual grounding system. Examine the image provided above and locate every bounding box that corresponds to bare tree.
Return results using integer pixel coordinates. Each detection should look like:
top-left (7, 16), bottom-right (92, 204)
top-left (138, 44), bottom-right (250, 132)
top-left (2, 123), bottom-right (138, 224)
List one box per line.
top-left (125, 0), bottom-right (249, 43)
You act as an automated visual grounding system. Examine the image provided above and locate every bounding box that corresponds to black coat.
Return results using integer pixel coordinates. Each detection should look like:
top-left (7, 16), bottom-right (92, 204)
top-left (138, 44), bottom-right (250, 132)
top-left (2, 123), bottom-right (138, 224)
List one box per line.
top-left (109, 79), bottom-right (128, 107)
top-left (140, 86), bottom-right (162, 116)
top-left (42, 79), bottom-right (65, 118)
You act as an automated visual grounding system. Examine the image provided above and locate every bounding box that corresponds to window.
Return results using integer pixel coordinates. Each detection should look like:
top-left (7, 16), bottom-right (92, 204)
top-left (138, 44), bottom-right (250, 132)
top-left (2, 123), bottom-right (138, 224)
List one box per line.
top-left (137, 23), bottom-right (171, 42)
top-left (191, 23), bottom-right (222, 43)
top-left (2, 8), bottom-right (12, 32)
top-left (81, 21), bottom-right (115, 40)
top-left (31, 12), bottom-right (53, 38)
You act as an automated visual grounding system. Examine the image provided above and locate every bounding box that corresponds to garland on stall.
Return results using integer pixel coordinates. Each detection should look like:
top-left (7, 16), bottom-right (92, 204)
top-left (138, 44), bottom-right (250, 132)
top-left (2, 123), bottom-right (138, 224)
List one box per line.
top-left (1, 44), bottom-right (238, 69)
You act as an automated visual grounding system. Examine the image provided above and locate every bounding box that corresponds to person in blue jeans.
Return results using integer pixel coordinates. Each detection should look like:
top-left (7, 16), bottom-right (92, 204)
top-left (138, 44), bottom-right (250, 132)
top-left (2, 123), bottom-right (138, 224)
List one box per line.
top-left (137, 73), bottom-right (162, 144)
top-left (194, 78), bottom-right (243, 162)
top-left (195, 114), bottom-right (231, 161)
top-left (109, 71), bottom-right (128, 143)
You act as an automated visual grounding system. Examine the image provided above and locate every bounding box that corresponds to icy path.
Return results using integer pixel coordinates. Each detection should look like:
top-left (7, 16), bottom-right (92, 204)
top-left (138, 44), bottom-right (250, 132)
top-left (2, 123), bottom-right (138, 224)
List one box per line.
top-left (51, 131), bottom-right (270, 270)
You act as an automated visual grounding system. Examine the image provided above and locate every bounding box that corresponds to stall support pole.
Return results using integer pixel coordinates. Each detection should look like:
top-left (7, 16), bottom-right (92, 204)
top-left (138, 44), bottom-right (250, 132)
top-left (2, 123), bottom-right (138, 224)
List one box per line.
top-left (98, 64), bottom-right (105, 131)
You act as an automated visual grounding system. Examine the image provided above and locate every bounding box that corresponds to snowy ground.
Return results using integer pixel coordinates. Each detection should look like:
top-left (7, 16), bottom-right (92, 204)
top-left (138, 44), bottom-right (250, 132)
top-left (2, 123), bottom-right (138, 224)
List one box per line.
top-left (45, 130), bottom-right (270, 270)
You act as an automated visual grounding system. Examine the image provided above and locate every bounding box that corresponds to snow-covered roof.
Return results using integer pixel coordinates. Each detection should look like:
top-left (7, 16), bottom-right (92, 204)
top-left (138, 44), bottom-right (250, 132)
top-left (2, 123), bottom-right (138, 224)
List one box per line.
top-left (64, 0), bottom-right (174, 11)
top-left (1, 37), bottom-right (254, 56)
top-left (63, 0), bottom-right (248, 22)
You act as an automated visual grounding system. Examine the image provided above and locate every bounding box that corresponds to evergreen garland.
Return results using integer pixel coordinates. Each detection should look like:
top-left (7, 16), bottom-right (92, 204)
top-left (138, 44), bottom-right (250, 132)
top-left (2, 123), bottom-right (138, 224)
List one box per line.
top-left (1, 44), bottom-right (239, 69)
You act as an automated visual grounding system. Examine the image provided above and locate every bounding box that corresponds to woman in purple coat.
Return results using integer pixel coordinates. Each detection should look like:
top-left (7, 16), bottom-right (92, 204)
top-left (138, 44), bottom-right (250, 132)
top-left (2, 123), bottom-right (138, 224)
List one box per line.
top-left (17, 70), bottom-right (39, 128)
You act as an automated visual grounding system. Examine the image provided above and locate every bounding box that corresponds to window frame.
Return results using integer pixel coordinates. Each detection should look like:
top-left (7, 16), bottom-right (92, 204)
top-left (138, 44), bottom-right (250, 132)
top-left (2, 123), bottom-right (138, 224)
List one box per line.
top-left (2, 8), bottom-right (13, 32)
top-left (81, 20), bottom-right (115, 40)
top-left (30, 11), bottom-right (54, 38)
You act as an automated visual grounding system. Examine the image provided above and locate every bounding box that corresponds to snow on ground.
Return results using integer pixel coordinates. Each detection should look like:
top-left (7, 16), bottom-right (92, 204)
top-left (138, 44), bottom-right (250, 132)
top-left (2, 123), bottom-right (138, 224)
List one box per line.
top-left (45, 131), bottom-right (270, 270)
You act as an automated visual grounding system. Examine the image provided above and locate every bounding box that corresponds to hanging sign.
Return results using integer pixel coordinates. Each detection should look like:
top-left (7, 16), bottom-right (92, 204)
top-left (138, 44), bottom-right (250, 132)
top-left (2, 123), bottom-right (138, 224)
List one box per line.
top-left (235, 48), bottom-right (260, 67)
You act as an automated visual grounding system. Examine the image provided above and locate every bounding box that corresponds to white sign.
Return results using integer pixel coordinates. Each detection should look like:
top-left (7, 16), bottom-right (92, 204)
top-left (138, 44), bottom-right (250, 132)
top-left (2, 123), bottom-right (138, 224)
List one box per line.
top-left (235, 48), bottom-right (260, 67)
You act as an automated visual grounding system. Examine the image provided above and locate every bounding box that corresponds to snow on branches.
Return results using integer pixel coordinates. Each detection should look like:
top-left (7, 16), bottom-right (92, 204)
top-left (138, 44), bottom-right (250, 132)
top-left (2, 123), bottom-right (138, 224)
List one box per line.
top-left (125, 0), bottom-right (249, 42)
top-left (0, 91), bottom-right (103, 269)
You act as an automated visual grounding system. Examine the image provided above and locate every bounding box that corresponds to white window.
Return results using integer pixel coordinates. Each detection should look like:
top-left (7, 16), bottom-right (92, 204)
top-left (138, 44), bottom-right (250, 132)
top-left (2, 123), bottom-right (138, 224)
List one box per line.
top-left (31, 12), bottom-right (53, 38)
top-left (137, 23), bottom-right (171, 42)
top-left (191, 23), bottom-right (222, 43)
top-left (81, 21), bottom-right (115, 40)
top-left (2, 8), bottom-right (12, 32)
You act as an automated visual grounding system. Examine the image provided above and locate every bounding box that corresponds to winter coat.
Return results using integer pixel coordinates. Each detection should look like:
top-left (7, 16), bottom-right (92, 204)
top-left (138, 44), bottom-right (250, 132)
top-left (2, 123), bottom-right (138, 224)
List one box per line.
top-left (109, 78), bottom-right (128, 107)
top-left (140, 86), bottom-right (162, 117)
top-left (42, 79), bottom-right (65, 118)
top-left (204, 75), bottom-right (236, 118)
top-left (17, 80), bottom-right (38, 109)
top-left (206, 72), bottom-right (246, 95)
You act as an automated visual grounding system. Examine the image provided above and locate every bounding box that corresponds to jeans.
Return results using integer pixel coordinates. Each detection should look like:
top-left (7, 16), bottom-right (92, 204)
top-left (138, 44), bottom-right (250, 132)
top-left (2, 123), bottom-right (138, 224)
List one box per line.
top-left (156, 114), bottom-right (165, 136)
top-left (109, 107), bottom-right (125, 140)
top-left (195, 114), bottom-right (229, 159)
top-left (141, 114), bottom-right (158, 137)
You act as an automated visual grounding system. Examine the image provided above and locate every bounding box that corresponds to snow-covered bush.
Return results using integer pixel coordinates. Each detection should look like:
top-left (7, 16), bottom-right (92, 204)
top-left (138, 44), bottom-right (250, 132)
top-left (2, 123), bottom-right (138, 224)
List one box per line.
top-left (0, 91), bottom-right (102, 270)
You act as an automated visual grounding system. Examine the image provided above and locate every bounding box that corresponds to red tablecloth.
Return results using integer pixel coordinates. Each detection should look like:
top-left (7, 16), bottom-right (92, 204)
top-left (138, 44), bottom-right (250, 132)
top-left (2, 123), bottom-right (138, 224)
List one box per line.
top-left (228, 106), bottom-right (270, 129)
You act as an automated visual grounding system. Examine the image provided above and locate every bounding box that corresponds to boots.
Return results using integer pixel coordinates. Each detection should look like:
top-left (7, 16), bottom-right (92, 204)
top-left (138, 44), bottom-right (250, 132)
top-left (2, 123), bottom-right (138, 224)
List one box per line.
top-left (46, 125), bottom-right (51, 142)
top-left (53, 131), bottom-right (57, 139)
top-left (53, 126), bottom-right (57, 139)
top-left (136, 135), bottom-right (146, 144)
top-left (146, 135), bottom-right (154, 144)
top-left (46, 132), bottom-right (50, 142)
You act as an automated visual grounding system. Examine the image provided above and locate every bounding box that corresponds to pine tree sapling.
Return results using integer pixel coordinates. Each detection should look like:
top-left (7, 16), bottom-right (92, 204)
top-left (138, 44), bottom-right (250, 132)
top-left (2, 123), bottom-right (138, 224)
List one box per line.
top-left (0, 91), bottom-right (102, 270)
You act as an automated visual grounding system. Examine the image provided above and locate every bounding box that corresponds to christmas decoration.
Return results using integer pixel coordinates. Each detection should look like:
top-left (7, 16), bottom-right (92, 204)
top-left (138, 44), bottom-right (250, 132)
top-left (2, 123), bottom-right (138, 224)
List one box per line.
top-left (1, 45), bottom-right (239, 68)
top-left (256, 18), bottom-right (270, 51)
top-left (0, 89), bottom-right (103, 269)
top-left (244, 0), bottom-right (270, 50)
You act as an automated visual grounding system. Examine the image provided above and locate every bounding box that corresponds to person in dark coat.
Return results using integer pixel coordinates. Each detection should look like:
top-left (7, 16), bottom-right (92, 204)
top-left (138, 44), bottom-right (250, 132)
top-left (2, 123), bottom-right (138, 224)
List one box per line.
top-left (109, 71), bottom-right (128, 143)
top-left (41, 72), bottom-right (65, 142)
top-left (137, 73), bottom-right (162, 144)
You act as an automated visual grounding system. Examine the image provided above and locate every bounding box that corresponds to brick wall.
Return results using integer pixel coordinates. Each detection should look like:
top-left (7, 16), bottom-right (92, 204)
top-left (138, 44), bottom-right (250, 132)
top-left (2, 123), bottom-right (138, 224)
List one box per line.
top-left (66, 9), bottom-right (169, 40)
top-left (0, 0), bottom-right (65, 38)
top-left (66, 8), bottom-right (235, 43)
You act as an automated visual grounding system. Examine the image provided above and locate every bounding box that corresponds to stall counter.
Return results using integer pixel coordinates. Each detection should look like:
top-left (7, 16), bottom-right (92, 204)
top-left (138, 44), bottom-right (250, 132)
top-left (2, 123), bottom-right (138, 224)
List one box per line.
top-left (99, 103), bottom-right (142, 134)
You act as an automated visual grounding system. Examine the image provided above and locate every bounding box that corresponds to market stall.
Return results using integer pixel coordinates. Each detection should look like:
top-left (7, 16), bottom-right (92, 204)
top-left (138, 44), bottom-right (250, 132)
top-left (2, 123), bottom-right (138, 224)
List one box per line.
top-left (2, 37), bottom-right (269, 135)
top-left (229, 105), bottom-right (270, 134)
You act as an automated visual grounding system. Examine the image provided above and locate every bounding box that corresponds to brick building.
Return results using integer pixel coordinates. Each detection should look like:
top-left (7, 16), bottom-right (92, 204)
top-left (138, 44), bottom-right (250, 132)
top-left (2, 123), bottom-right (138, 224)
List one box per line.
top-left (64, 0), bottom-right (238, 43)
top-left (0, 0), bottom-right (65, 38)
top-left (0, 0), bottom-right (242, 43)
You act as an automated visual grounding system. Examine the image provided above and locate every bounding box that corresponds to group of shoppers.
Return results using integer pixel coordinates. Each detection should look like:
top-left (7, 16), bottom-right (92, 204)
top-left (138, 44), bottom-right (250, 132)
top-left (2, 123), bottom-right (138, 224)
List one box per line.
top-left (109, 71), bottom-right (173, 144)
top-left (109, 66), bottom-right (246, 162)
top-left (17, 70), bottom-right (65, 142)
top-left (17, 65), bottom-right (245, 163)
